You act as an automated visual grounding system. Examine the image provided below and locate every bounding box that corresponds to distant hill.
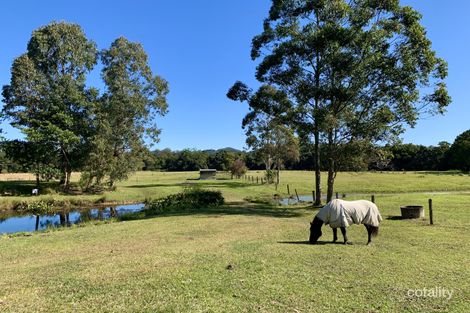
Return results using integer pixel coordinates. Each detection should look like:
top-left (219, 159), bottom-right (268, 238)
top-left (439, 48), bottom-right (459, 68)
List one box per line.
top-left (151, 147), bottom-right (243, 154)
top-left (203, 147), bottom-right (242, 155)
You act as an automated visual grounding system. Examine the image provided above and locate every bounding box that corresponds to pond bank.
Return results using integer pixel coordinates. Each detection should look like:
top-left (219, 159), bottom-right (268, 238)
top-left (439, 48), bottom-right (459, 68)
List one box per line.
top-left (0, 198), bottom-right (143, 212)
top-left (0, 203), bottom-right (145, 234)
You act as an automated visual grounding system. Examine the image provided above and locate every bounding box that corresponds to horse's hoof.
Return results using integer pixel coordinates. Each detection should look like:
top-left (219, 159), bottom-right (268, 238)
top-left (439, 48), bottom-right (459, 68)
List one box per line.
top-left (367, 242), bottom-right (372, 246)
top-left (344, 241), bottom-right (353, 245)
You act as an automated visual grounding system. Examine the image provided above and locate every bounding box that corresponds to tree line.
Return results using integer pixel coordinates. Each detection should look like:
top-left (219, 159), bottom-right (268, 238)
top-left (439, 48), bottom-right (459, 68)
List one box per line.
top-left (140, 131), bottom-right (469, 173)
top-left (2, 135), bottom-right (469, 176)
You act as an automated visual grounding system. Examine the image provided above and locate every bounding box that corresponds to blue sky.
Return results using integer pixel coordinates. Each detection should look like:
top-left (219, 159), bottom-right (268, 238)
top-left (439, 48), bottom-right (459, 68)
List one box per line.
top-left (0, 0), bottom-right (468, 151)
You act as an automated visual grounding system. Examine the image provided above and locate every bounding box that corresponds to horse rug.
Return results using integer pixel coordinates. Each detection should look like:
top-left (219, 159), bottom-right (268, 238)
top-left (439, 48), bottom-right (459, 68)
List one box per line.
top-left (316, 199), bottom-right (382, 228)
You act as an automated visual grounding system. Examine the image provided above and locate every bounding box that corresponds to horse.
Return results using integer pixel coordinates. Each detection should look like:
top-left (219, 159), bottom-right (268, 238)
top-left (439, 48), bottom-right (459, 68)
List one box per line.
top-left (309, 199), bottom-right (382, 245)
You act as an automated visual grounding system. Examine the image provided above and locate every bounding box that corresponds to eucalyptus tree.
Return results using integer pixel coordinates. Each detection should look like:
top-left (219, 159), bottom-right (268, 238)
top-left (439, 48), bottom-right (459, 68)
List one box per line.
top-left (81, 37), bottom-right (169, 188)
top-left (229, 83), bottom-right (299, 186)
top-left (246, 120), bottom-right (299, 187)
top-left (229, 0), bottom-right (450, 203)
top-left (2, 21), bottom-right (97, 188)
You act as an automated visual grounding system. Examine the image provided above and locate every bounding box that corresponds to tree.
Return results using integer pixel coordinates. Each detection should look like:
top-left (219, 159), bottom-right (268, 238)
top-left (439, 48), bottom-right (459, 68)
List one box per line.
top-left (2, 21), bottom-right (97, 188)
top-left (170, 149), bottom-right (208, 171)
top-left (387, 142), bottom-right (450, 171)
top-left (207, 150), bottom-right (237, 171)
top-left (229, 159), bottom-right (248, 178)
top-left (446, 130), bottom-right (470, 172)
top-left (241, 110), bottom-right (299, 187)
top-left (230, 0), bottom-right (450, 203)
top-left (81, 37), bottom-right (169, 188)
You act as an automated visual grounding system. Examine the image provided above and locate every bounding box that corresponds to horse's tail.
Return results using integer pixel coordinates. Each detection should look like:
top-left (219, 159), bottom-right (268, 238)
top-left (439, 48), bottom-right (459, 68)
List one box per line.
top-left (370, 225), bottom-right (379, 237)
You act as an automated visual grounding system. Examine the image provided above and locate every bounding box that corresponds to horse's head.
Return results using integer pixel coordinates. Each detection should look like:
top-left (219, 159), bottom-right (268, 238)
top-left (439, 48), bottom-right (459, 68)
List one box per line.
top-left (309, 216), bottom-right (323, 244)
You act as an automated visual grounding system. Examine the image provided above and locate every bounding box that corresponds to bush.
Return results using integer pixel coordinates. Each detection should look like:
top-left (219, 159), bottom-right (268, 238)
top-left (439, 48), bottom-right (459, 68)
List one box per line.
top-left (145, 187), bottom-right (224, 214)
top-left (230, 159), bottom-right (248, 178)
top-left (12, 200), bottom-right (56, 215)
top-left (265, 169), bottom-right (275, 184)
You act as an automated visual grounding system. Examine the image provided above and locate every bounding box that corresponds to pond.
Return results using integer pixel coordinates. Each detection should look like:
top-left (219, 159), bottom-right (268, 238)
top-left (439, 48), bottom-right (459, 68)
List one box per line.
top-left (278, 195), bottom-right (333, 205)
top-left (0, 203), bottom-right (144, 235)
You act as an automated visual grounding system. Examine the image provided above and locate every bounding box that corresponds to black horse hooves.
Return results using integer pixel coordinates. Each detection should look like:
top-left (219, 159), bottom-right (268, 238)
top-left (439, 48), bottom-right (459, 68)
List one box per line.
top-left (344, 241), bottom-right (354, 245)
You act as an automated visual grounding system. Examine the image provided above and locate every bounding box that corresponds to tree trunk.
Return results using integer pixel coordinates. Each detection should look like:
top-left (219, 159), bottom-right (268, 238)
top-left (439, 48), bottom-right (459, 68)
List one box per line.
top-left (85, 175), bottom-right (94, 192)
top-left (276, 159), bottom-right (281, 186)
top-left (66, 167), bottom-right (72, 188)
top-left (35, 173), bottom-right (40, 188)
top-left (60, 145), bottom-right (71, 189)
top-left (326, 130), bottom-right (335, 202)
top-left (313, 126), bottom-right (322, 205)
top-left (313, 44), bottom-right (322, 206)
top-left (326, 158), bottom-right (335, 202)
top-left (264, 155), bottom-right (273, 184)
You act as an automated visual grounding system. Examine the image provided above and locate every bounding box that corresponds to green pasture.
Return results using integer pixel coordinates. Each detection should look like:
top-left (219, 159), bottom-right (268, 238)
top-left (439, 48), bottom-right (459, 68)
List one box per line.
top-left (0, 171), bottom-right (469, 312)
top-left (1, 170), bottom-right (470, 208)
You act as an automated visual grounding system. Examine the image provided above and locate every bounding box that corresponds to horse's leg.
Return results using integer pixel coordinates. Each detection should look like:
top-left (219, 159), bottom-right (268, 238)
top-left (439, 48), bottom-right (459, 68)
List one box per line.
top-left (332, 228), bottom-right (338, 243)
top-left (365, 224), bottom-right (372, 245)
top-left (340, 227), bottom-right (351, 244)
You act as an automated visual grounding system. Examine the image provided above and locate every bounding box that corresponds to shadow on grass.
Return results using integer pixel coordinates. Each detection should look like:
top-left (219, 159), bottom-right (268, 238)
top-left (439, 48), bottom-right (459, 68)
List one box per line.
top-left (0, 180), bottom-right (108, 197)
top-left (0, 180), bottom-right (37, 195)
top-left (125, 183), bottom-right (191, 189)
top-left (121, 203), bottom-right (305, 221)
top-left (386, 215), bottom-right (405, 220)
top-left (278, 240), bottom-right (343, 245)
top-left (126, 181), bottom-right (256, 189)
top-left (419, 170), bottom-right (465, 176)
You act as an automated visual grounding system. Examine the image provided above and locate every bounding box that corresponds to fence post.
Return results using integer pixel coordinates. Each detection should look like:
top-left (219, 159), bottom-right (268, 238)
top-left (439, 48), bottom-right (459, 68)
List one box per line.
top-left (287, 184), bottom-right (290, 195)
top-left (312, 191), bottom-right (315, 203)
top-left (429, 199), bottom-right (433, 225)
top-left (336, 192), bottom-right (339, 199)
top-left (371, 195), bottom-right (375, 203)
top-left (295, 189), bottom-right (300, 202)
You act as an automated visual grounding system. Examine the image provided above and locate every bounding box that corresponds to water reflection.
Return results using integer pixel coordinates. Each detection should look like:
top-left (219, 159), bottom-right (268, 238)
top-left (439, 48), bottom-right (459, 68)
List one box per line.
top-left (278, 195), bottom-right (330, 205)
top-left (0, 204), bottom-right (144, 234)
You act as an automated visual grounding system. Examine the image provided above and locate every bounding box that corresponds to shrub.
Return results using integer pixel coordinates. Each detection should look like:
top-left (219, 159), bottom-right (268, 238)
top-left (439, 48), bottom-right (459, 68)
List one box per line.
top-left (13, 200), bottom-right (56, 215)
top-left (265, 169), bottom-right (275, 184)
top-left (230, 159), bottom-right (248, 178)
top-left (145, 187), bottom-right (224, 214)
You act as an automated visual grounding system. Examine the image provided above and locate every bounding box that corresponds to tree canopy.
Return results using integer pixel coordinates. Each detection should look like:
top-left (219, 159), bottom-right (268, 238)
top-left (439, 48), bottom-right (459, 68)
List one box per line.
top-left (2, 21), bottom-right (97, 188)
top-left (2, 22), bottom-right (169, 190)
top-left (81, 37), bottom-right (169, 188)
top-left (447, 130), bottom-right (470, 172)
top-left (229, 0), bottom-right (451, 202)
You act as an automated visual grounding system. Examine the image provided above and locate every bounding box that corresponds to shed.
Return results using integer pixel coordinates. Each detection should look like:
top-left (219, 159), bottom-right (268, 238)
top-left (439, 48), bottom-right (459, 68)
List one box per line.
top-left (199, 169), bottom-right (217, 180)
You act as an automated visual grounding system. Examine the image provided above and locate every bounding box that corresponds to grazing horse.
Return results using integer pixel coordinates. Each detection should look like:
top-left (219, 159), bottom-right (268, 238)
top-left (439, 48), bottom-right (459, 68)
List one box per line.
top-left (309, 199), bottom-right (382, 245)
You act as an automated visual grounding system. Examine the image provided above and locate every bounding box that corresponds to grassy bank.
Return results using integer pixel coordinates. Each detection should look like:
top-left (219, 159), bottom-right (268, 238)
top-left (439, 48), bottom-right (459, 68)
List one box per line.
top-left (0, 192), bottom-right (469, 312)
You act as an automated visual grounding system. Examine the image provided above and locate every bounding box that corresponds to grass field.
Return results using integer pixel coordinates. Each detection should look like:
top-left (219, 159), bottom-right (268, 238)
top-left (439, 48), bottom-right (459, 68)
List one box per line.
top-left (0, 171), bottom-right (469, 312)
top-left (2, 170), bottom-right (470, 207)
